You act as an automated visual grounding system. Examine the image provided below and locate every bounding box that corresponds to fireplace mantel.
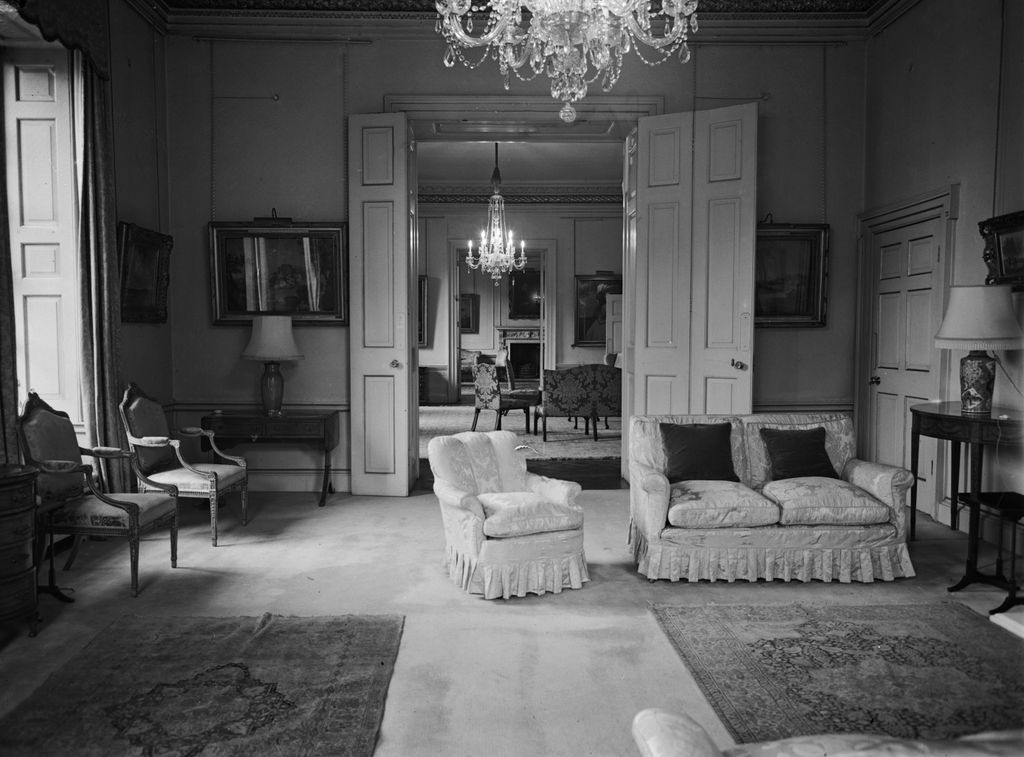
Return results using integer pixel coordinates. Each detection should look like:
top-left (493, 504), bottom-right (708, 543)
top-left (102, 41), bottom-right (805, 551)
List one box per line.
top-left (496, 326), bottom-right (541, 343)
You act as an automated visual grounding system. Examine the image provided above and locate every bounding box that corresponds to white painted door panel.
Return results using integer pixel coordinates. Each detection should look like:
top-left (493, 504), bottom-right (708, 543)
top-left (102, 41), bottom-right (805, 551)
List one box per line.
top-left (4, 49), bottom-right (80, 420)
top-left (690, 104), bottom-right (757, 414)
top-left (348, 113), bottom-right (412, 496)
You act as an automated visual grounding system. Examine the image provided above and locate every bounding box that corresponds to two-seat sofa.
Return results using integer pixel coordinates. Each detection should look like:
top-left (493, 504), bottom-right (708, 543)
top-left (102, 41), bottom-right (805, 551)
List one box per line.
top-left (629, 412), bottom-right (916, 583)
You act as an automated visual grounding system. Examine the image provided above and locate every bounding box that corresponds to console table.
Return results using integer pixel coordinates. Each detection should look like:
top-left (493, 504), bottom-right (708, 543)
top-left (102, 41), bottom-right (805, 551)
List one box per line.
top-left (200, 411), bottom-right (340, 507)
top-left (909, 402), bottom-right (1024, 540)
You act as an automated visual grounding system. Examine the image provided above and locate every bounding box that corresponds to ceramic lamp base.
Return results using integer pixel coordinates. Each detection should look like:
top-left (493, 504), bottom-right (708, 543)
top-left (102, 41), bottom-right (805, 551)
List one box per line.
top-left (260, 361), bottom-right (285, 416)
top-left (959, 350), bottom-right (995, 417)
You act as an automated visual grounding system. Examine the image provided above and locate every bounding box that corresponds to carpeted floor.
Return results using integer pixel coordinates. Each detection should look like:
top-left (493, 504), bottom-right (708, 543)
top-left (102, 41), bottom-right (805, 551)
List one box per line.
top-left (651, 601), bottom-right (1024, 744)
top-left (0, 613), bottom-right (403, 756)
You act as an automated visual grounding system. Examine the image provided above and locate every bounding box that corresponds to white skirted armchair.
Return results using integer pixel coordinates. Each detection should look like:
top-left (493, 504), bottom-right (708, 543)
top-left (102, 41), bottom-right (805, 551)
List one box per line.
top-left (427, 431), bottom-right (589, 599)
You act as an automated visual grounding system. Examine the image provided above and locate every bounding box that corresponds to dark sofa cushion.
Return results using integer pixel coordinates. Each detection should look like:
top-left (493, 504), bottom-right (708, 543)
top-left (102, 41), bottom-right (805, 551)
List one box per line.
top-left (659, 422), bottom-right (738, 482)
top-left (759, 426), bottom-right (837, 481)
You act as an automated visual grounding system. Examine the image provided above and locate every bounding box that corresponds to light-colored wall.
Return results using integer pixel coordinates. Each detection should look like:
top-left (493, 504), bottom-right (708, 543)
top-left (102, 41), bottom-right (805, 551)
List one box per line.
top-left (863, 0), bottom-right (1023, 494)
top-left (113, 10), bottom-right (1024, 489)
top-left (109, 0), bottom-right (173, 401)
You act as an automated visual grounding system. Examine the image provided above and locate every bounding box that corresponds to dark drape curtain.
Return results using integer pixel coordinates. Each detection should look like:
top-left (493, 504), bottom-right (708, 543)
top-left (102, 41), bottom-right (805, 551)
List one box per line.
top-left (79, 54), bottom-right (128, 491)
top-left (17, 0), bottom-right (127, 489)
top-left (0, 78), bottom-right (17, 465)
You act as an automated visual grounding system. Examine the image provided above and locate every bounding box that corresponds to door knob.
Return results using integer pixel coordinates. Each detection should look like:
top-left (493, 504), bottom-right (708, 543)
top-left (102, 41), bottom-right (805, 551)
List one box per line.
top-left (869, 376), bottom-right (881, 385)
top-left (730, 359), bottom-right (748, 371)
top-left (390, 359), bottom-right (402, 369)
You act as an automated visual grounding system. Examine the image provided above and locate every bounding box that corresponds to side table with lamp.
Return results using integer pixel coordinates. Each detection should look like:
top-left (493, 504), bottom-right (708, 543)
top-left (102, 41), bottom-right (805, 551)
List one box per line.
top-left (202, 315), bottom-right (339, 507)
top-left (909, 284), bottom-right (1024, 614)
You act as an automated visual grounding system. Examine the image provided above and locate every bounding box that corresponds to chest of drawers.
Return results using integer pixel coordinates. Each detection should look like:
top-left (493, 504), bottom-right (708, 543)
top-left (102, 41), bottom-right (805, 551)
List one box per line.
top-left (0, 464), bottom-right (39, 636)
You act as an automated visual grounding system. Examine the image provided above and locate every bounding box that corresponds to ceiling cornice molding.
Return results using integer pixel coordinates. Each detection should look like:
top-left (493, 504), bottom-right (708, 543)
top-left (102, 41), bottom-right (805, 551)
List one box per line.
top-left (138, 1), bottom-right (911, 42)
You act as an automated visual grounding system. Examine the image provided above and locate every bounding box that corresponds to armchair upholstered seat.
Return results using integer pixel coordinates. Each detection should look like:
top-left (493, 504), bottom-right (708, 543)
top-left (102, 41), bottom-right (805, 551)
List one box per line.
top-left (427, 430), bottom-right (589, 599)
top-left (119, 383), bottom-right (247, 546)
top-left (17, 392), bottom-right (179, 597)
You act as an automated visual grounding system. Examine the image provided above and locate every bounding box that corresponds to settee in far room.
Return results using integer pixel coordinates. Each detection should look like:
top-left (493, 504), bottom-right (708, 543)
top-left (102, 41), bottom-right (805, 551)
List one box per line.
top-left (629, 412), bottom-right (916, 583)
top-left (533, 363), bottom-right (621, 440)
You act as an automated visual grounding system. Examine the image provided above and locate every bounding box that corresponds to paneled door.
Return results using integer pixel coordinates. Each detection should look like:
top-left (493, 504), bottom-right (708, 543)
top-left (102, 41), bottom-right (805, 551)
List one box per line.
top-left (624, 102), bottom-right (758, 468)
top-left (861, 190), bottom-right (953, 522)
top-left (347, 113), bottom-right (415, 495)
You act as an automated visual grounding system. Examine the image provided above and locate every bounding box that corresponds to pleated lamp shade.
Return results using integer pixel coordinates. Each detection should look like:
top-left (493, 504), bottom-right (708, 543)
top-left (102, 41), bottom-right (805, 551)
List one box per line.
top-left (934, 285), bottom-right (1024, 351)
top-left (242, 316), bottom-right (303, 362)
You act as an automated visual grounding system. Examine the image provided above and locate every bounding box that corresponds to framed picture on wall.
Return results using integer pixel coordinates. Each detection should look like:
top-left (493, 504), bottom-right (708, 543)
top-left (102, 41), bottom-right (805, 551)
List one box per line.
top-left (508, 268), bottom-right (542, 320)
top-left (418, 275), bottom-right (428, 347)
top-left (754, 224), bottom-right (829, 327)
top-left (574, 274), bottom-right (622, 347)
top-left (118, 221), bottom-right (173, 323)
top-left (459, 293), bottom-right (480, 334)
top-left (980, 210), bottom-right (1024, 290)
top-left (209, 220), bottom-right (347, 325)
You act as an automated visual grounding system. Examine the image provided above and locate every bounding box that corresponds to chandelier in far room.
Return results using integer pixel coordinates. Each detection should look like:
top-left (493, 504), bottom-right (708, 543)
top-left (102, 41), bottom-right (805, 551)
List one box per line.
top-left (435, 0), bottom-right (699, 123)
top-left (466, 143), bottom-right (526, 284)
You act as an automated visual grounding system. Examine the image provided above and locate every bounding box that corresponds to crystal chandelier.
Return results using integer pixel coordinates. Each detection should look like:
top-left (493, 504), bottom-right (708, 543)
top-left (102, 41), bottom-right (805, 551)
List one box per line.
top-left (436, 0), bottom-right (699, 122)
top-left (466, 143), bottom-right (526, 284)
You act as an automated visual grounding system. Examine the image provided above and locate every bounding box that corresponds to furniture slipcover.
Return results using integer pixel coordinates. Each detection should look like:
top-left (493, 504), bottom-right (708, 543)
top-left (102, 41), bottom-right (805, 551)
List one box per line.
top-left (427, 430), bottom-right (588, 599)
top-left (629, 413), bottom-right (916, 583)
top-left (632, 709), bottom-right (1024, 757)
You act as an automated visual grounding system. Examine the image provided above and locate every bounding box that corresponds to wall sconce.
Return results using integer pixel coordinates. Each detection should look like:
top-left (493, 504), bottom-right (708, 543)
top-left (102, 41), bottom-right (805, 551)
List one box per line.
top-left (242, 315), bottom-right (303, 416)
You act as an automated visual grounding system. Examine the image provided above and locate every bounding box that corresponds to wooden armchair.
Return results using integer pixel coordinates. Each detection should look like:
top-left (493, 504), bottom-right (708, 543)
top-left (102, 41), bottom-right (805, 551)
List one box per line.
top-left (119, 382), bottom-right (247, 547)
top-left (470, 362), bottom-right (539, 433)
top-left (17, 392), bottom-right (179, 597)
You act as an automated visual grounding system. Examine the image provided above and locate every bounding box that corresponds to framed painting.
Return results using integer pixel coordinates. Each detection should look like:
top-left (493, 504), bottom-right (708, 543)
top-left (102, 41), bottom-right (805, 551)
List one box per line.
top-left (459, 293), bottom-right (480, 334)
top-left (209, 220), bottom-right (347, 325)
top-left (118, 221), bottom-right (173, 323)
top-left (574, 274), bottom-right (622, 346)
top-left (980, 210), bottom-right (1024, 290)
top-left (508, 268), bottom-right (542, 320)
top-left (754, 224), bottom-right (829, 327)
top-left (418, 275), bottom-right (428, 347)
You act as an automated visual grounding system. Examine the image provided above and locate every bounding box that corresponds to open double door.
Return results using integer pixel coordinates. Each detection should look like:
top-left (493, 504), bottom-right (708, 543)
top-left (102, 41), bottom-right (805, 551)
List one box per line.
top-left (348, 103), bottom-right (759, 494)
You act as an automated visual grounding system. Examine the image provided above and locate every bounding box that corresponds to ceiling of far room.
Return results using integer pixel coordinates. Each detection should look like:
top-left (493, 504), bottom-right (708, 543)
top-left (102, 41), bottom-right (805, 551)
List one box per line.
top-left (417, 142), bottom-right (623, 187)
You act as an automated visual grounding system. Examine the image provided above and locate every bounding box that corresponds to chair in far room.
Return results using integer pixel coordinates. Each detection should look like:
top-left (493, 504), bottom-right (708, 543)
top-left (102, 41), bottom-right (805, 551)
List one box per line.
top-left (118, 382), bottom-right (247, 547)
top-left (470, 362), bottom-right (538, 433)
top-left (17, 392), bottom-right (179, 597)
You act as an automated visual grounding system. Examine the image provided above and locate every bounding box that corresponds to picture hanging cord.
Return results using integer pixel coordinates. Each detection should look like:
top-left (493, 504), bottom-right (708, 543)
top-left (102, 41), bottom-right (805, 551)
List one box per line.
top-left (820, 44), bottom-right (828, 225)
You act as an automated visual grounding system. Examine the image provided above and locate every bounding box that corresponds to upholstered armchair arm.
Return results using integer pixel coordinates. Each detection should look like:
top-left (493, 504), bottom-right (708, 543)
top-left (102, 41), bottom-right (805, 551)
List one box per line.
top-left (632, 709), bottom-right (723, 757)
top-left (130, 434), bottom-right (215, 482)
top-left (86, 446), bottom-right (179, 498)
top-left (629, 462), bottom-right (672, 540)
top-left (842, 458), bottom-right (915, 538)
top-left (525, 472), bottom-right (582, 507)
top-left (179, 427), bottom-right (246, 467)
top-left (432, 479), bottom-right (485, 553)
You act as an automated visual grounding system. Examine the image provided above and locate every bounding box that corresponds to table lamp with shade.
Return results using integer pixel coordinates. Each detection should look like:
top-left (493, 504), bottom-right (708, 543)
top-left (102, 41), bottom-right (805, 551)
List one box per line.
top-left (242, 315), bottom-right (303, 416)
top-left (934, 284), bottom-right (1024, 416)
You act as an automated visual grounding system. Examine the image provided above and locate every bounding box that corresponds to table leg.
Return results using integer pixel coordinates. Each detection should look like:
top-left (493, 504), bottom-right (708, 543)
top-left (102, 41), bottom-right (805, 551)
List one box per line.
top-left (319, 446), bottom-right (331, 508)
top-left (948, 495), bottom-right (982, 593)
top-left (909, 427), bottom-right (920, 541)
top-left (950, 440), bottom-right (961, 531)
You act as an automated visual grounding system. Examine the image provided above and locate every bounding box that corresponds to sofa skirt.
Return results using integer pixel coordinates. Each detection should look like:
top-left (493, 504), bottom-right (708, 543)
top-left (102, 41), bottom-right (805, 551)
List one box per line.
top-left (445, 528), bottom-right (589, 599)
top-left (629, 522), bottom-right (915, 583)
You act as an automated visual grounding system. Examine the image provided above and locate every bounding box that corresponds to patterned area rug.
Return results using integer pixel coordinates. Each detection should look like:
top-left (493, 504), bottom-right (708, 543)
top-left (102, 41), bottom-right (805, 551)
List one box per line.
top-left (652, 602), bottom-right (1024, 743)
top-left (419, 402), bottom-right (622, 459)
top-left (0, 613), bottom-right (403, 756)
